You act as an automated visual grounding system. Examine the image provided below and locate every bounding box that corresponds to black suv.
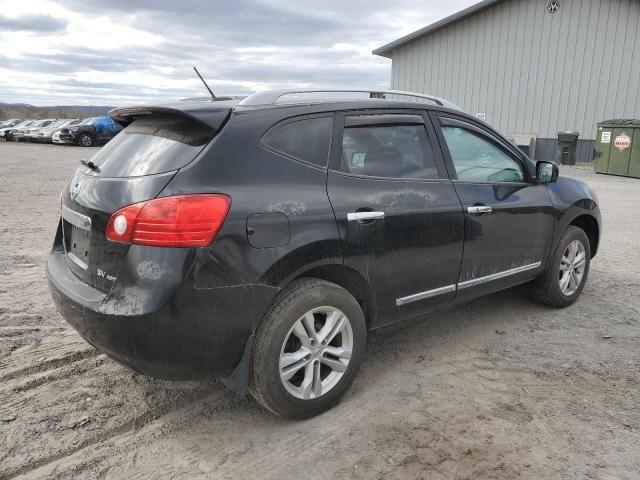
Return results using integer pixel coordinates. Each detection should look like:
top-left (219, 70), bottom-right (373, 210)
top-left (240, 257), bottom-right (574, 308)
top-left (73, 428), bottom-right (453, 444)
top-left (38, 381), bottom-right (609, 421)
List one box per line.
top-left (54, 116), bottom-right (122, 147)
top-left (48, 90), bottom-right (601, 419)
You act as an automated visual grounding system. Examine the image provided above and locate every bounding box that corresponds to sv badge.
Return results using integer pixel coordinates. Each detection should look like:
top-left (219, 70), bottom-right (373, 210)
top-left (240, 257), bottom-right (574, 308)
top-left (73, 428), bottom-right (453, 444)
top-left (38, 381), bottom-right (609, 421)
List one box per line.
top-left (97, 269), bottom-right (116, 282)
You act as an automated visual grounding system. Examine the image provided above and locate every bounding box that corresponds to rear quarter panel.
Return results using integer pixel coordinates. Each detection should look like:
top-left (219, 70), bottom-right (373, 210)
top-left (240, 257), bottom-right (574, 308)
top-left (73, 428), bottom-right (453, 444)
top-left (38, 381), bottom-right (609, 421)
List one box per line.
top-left (160, 108), bottom-right (342, 329)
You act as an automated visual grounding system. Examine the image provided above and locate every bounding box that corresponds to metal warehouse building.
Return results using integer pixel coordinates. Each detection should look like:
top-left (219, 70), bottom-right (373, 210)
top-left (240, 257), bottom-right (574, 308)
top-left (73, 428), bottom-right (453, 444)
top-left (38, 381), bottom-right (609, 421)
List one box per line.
top-left (374, 0), bottom-right (640, 162)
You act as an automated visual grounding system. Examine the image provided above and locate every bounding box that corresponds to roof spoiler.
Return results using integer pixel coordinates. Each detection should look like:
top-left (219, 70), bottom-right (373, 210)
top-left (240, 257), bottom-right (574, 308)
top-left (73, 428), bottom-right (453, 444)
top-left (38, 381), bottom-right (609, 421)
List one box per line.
top-left (109, 105), bottom-right (232, 130)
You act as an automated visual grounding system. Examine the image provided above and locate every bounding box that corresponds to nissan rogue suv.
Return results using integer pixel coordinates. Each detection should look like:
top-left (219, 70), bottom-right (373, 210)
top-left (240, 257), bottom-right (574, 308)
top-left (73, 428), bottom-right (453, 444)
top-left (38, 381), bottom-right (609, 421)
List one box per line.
top-left (48, 89), bottom-right (601, 419)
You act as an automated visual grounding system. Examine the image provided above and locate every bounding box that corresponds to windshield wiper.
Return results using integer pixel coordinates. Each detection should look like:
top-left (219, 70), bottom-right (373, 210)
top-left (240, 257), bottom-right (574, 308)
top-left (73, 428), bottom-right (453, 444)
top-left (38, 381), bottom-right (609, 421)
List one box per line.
top-left (80, 159), bottom-right (100, 172)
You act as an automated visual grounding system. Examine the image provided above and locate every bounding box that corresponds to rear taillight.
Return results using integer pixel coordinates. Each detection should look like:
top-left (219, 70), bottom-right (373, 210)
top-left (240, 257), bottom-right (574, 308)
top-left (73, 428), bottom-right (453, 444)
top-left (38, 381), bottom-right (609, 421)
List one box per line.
top-left (106, 194), bottom-right (231, 247)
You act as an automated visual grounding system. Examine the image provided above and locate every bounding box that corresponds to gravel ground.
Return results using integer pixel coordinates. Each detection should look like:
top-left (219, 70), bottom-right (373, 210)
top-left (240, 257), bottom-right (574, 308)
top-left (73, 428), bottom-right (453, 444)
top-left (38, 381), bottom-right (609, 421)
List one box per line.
top-left (0, 142), bottom-right (639, 480)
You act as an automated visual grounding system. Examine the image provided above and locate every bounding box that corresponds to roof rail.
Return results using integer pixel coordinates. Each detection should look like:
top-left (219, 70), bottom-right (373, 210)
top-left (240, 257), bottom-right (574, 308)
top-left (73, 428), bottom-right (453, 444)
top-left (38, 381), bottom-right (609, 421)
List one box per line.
top-left (238, 89), bottom-right (462, 111)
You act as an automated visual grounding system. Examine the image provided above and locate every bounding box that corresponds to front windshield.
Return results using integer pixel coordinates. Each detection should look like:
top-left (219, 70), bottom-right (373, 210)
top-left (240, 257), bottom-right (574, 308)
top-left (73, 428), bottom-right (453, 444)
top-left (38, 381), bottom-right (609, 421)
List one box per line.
top-left (54, 119), bottom-right (76, 128)
top-left (79, 118), bottom-right (95, 126)
top-left (47, 120), bottom-right (67, 129)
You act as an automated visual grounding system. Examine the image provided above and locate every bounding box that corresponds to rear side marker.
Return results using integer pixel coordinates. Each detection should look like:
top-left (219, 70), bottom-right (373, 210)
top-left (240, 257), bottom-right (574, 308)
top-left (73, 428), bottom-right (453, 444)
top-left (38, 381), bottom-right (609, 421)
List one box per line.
top-left (106, 194), bottom-right (231, 247)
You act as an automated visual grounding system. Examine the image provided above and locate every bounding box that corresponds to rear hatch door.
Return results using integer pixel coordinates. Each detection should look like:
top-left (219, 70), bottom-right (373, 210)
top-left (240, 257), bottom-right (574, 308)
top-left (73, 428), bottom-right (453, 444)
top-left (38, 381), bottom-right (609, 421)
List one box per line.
top-left (60, 105), bottom-right (231, 291)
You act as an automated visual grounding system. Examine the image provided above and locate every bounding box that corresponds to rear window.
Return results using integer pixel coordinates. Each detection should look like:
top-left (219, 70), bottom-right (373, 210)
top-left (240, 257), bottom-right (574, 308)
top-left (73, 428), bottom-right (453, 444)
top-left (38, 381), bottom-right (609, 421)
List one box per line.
top-left (87, 114), bottom-right (215, 178)
top-left (262, 115), bottom-right (333, 167)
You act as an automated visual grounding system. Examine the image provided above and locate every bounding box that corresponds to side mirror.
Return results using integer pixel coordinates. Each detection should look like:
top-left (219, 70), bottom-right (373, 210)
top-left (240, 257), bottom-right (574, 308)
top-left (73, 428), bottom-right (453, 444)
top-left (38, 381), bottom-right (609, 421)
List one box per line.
top-left (536, 161), bottom-right (559, 184)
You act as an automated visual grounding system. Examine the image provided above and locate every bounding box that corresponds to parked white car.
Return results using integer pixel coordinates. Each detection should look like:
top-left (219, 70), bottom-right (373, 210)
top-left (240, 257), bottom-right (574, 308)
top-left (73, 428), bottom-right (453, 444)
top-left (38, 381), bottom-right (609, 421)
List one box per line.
top-left (33, 119), bottom-right (80, 143)
top-left (0, 119), bottom-right (22, 129)
top-left (0, 120), bottom-right (35, 141)
top-left (15, 119), bottom-right (56, 142)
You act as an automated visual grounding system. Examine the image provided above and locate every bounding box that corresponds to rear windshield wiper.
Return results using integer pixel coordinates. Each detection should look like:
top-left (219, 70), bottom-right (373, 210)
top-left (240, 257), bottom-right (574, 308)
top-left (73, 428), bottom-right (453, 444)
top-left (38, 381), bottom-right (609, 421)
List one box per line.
top-left (80, 159), bottom-right (100, 172)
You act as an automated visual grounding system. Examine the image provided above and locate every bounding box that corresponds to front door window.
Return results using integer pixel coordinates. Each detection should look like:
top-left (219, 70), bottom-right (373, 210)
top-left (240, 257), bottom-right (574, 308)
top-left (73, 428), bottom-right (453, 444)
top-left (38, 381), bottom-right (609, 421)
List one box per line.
top-left (441, 126), bottom-right (524, 183)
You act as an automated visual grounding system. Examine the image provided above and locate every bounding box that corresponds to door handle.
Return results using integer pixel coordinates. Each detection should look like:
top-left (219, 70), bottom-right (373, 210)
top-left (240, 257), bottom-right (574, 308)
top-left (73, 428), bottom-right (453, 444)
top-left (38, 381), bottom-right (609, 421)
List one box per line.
top-left (347, 211), bottom-right (385, 222)
top-left (467, 205), bottom-right (493, 215)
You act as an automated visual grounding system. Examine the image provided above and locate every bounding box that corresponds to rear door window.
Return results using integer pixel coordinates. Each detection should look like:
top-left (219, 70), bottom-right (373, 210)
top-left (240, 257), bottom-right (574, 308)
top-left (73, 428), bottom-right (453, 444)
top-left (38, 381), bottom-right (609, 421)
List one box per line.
top-left (87, 114), bottom-right (216, 178)
top-left (340, 122), bottom-right (439, 179)
top-left (262, 115), bottom-right (333, 167)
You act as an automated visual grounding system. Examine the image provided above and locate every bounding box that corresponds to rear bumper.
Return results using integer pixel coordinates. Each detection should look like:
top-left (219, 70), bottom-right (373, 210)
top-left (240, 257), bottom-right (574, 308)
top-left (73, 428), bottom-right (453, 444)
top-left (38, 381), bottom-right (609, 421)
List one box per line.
top-left (47, 251), bottom-right (276, 380)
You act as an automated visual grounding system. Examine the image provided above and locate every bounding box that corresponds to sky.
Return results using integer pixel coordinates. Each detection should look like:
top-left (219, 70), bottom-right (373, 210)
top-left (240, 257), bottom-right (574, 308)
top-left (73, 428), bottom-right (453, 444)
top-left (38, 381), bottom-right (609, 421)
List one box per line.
top-left (0, 0), bottom-right (478, 106)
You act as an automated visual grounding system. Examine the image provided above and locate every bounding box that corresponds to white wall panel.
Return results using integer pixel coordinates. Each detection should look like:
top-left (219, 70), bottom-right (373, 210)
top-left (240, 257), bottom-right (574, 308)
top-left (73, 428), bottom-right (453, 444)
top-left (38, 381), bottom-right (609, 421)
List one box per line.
top-left (388, 0), bottom-right (640, 140)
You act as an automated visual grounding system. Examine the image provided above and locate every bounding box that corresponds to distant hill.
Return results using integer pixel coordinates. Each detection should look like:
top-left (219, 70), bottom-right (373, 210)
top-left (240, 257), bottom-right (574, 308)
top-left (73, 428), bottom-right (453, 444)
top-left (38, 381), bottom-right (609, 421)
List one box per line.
top-left (0, 103), bottom-right (115, 121)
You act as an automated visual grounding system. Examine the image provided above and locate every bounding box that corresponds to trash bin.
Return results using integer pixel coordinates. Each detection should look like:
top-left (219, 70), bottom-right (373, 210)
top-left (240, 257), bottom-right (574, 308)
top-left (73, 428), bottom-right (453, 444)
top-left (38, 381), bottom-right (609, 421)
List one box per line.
top-left (594, 119), bottom-right (640, 178)
top-left (556, 131), bottom-right (580, 165)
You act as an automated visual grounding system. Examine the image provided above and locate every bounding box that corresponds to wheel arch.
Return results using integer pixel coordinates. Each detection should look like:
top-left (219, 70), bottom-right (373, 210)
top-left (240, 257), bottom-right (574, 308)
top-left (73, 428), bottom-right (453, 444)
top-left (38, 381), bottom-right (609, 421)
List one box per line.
top-left (224, 263), bottom-right (374, 396)
top-left (289, 264), bottom-right (376, 328)
top-left (569, 214), bottom-right (600, 258)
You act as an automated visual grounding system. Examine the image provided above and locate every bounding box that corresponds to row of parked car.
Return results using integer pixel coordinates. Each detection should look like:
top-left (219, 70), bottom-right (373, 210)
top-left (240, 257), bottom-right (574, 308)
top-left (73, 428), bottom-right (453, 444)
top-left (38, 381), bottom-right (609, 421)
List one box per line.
top-left (0, 117), bottom-right (122, 147)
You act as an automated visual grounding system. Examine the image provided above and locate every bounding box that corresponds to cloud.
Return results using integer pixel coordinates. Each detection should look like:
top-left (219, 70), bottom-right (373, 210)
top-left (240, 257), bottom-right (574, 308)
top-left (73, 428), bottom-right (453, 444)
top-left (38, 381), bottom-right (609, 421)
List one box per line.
top-left (0, 52), bottom-right (140, 74)
top-left (0, 13), bottom-right (67, 32)
top-left (0, 0), bottom-right (479, 106)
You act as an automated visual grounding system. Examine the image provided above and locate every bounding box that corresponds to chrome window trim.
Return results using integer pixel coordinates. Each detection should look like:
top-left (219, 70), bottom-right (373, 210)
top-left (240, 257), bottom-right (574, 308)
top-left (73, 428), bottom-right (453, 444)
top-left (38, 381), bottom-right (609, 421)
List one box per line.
top-left (327, 168), bottom-right (450, 183)
top-left (452, 180), bottom-right (531, 186)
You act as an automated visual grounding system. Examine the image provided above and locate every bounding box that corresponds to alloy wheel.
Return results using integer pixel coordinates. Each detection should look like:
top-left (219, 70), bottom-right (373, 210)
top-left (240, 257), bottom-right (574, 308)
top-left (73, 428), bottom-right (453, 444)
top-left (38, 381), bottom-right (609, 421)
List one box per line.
top-left (559, 239), bottom-right (586, 296)
top-left (279, 306), bottom-right (353, 400)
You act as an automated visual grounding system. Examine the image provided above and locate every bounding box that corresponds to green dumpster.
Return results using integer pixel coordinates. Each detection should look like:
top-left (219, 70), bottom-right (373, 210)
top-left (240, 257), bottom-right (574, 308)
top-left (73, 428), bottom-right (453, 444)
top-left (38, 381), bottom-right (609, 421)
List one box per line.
top-left (594, 119), bottom-right (640, 178)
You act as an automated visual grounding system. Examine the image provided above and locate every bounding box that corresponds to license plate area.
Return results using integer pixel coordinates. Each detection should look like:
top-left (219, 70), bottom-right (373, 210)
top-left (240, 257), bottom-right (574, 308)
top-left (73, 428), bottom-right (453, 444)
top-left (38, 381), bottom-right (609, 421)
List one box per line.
top-left (62, 206), bottom-right (92, 270)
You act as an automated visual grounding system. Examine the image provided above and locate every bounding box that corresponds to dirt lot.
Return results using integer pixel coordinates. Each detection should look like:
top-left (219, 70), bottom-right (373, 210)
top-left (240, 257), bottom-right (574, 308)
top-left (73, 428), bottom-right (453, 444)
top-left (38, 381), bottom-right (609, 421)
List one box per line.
top-left (0, 142), bottom-right (638, 479)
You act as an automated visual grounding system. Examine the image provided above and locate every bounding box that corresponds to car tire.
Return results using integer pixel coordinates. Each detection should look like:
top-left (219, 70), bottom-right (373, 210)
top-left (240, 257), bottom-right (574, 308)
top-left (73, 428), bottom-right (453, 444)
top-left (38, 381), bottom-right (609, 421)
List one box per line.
top-left (78, 134), bottom-right (94, 147)
top-left (531, 226), bottom-right (591, 308)
top-left (249, 278), bottom-right (367, 419)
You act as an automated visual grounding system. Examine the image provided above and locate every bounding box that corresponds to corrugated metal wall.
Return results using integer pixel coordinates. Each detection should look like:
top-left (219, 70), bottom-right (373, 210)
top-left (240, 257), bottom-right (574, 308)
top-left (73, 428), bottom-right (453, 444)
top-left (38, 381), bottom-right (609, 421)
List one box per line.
top-left (535, 139), bottom-right (596, 162)
top-left (389, 0), bottom-right (640, 145)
